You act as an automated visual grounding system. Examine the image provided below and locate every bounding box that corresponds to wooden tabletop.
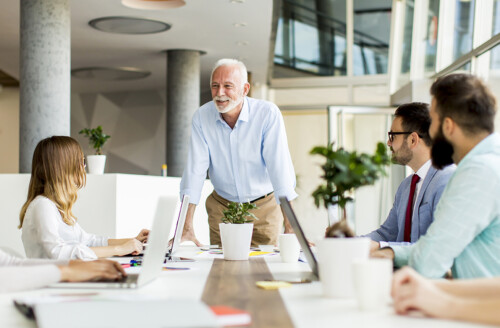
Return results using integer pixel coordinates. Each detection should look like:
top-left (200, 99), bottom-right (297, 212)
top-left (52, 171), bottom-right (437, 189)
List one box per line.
top-left (202, 258), bottom-right (294, 328)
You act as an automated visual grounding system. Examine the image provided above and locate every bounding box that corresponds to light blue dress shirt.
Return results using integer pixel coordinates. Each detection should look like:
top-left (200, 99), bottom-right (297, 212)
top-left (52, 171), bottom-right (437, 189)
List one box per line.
top-left (180, 97), bottom-right (298, 205)
top-left (392, 133), bottom-right (500, 279)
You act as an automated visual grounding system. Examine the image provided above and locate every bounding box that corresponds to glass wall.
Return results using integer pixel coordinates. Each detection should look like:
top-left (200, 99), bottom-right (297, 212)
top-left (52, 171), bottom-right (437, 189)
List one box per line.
top-left (400, 1), bottom-right (414, 75)
top-left (453, 0), bottom-right (475, 62)
top-left (424, 0), bottom-right (440, 73)
top-left (273, 0), bottom-right (392, 78)
top-left (353, 0), bottom-right (392, 75)
top-left (491, 0), bottom-right (500, 71)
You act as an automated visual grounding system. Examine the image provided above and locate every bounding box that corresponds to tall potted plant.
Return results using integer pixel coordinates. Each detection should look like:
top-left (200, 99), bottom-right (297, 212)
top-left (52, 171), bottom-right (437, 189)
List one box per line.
top-left (219, 202), bottom-right (258, 261)
top-left (310, 142), bottom-right (391, 298)
top-left (79, 126), bottom-right (111, 175)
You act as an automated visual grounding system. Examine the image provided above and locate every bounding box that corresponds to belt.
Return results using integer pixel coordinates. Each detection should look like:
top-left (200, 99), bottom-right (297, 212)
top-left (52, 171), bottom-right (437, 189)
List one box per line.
top-left (250, 192), bottom-right (273, 203)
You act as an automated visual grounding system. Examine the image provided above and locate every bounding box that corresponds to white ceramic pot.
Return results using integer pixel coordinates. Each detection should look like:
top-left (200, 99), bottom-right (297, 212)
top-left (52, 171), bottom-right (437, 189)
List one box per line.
top-left (317, 237), bottom-right (370, 298)
top-left (87, 155), bottom-right (106, 175)
top-left (219, 223), bottom-right (253, 261)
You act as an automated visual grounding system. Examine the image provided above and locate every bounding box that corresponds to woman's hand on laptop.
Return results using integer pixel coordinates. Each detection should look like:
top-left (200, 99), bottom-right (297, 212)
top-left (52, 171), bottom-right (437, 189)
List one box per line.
top-left (58, 260), bottom-right (126, 282)
top-left (136, 229), bottom-right (150, 243)
top-left (117, 239), bottom-right (144, 256)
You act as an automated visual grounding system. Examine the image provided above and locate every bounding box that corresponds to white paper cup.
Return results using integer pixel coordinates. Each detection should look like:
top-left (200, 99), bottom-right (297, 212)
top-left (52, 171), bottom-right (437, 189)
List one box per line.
top-left (352, 258), bottom-right (393, 311)
top-left (279, 234), bottom-right (300, 263)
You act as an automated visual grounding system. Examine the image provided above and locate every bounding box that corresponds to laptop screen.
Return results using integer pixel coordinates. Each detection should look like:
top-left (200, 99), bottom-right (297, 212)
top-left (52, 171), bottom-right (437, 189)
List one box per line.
top-left (168, 194), bottom-right (190, 255)
top-left (279, 197), bottom-right (319, 278)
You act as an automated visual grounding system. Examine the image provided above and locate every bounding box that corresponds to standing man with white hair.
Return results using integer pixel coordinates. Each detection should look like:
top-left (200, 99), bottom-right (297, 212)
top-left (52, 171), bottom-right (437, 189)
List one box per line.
top-left (179, 59), bottom-right (298, 247)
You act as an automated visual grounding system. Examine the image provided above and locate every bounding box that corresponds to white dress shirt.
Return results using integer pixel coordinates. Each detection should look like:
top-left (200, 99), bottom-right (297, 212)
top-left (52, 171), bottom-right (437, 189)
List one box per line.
top-left (22, 196), bottom-right (108, 260)
top-left (180, 97), bottom-right (298, 204)
top-left (0, 249), bottom-right (66, 293)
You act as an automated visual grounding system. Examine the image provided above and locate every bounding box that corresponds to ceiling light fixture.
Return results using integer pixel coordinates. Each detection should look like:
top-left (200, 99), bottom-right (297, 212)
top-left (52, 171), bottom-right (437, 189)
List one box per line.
top-left (121, 0), bottom-right (186, 10)
top-left (236, 41), bottom-right (249, 46)
top-left (233, 22), bottom-right (247, 28)
top-left (71, 67), bottom-right (151, 81)
top-left (89, 17), bottom-right (171, 34)
top-left (230, 0), bottom-right (245, 3)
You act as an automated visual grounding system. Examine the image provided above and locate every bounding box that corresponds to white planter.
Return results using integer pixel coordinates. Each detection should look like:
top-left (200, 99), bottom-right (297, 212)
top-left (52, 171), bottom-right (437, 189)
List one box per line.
top-left (219, 223), bottom-right (253, 261)
top-left (317, 237), bottom-right (370, 298)
top-left (87, 155), bottom-right (106, 175)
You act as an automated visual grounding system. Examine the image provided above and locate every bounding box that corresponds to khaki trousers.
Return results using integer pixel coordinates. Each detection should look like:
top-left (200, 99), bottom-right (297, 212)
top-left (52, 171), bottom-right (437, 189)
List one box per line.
top-left (206, 191), bottom-right (284, 247)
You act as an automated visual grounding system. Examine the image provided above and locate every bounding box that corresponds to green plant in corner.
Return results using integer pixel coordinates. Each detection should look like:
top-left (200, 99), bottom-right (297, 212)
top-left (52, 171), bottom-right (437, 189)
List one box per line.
top-left (221, 202), bottom-right (259, 224)
top-left (79, 126), bottom-right (111, 155)
top-left (310, 142), bottom-right (391, 238)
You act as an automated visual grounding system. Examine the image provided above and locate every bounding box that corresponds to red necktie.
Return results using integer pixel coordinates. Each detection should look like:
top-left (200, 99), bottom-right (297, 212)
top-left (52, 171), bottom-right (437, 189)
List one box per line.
top-left (404, 174), bottom-right (420, 242)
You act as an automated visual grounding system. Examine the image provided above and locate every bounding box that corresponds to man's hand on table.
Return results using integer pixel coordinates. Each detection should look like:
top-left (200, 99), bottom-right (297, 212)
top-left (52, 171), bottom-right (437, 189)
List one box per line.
top-left (181, 225), bottom-right (202, 247)
top-left (370, 247), bottom-right (395, 259)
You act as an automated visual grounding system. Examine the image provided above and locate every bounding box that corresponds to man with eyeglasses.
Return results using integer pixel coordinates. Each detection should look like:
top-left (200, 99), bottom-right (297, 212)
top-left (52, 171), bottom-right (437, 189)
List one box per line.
top-left (365, 102), bottom-right (454, 251)
top-left (373, 74), bottom-right (500, 279)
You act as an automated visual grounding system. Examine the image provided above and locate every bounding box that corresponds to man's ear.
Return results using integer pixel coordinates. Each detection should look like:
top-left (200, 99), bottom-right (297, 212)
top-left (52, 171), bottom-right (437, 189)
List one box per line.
top-left (407, 132), bottom-right (418, 149)
top-left (243, 83), bottom-right (250, 96)
top-left (442, 117), bottom-right (455, 138)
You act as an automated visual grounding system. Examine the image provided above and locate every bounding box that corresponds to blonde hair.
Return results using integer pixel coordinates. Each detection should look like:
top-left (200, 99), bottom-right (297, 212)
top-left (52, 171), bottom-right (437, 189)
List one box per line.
top-left (19, 136), bottom-right (86, 228)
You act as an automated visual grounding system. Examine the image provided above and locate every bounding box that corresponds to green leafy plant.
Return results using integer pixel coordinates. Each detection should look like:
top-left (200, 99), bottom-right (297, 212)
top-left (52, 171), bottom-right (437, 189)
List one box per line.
top-left (310, 142), bottom-right (391, 237)
top-left (221, 202), bottom-right (259, 224)
top-left (79, 126), bottom-right (111, 155)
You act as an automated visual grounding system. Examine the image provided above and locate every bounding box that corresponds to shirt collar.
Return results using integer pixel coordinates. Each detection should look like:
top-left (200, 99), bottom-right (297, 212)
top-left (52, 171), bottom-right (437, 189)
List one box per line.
top-left (414, 159), bottom-right (431, 180)
top-left (214, 97), bottom-right (249, 124)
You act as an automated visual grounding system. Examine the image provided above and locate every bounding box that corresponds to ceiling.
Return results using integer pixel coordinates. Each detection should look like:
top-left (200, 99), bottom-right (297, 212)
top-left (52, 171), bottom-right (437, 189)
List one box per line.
top-left (0, 0), bottom-right (274, 94)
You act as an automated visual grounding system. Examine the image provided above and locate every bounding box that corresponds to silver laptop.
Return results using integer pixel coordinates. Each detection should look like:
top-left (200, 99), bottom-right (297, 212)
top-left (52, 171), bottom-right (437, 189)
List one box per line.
top-left (166, 194), bottom-right (192, 262)
top-left (49, 195), bottom-right (178, 289)
top-left (280, 197), bottom-right (319, 280)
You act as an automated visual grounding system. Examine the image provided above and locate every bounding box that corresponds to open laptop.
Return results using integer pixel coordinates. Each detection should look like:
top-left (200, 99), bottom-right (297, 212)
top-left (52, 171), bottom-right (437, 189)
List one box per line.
top-left (165, 194), bottom-right (193, 262)
top-left (280, 197), bottom-right (319, 280)
top-left (49, 195), bottom-right (178, 289)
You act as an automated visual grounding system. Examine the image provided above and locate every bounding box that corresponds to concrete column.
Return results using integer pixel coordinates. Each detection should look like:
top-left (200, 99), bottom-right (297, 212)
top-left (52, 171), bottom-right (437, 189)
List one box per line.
top-left (19, 0), bottom-right (70, 173)
top-left (166, 50), bottom-right (200, 177)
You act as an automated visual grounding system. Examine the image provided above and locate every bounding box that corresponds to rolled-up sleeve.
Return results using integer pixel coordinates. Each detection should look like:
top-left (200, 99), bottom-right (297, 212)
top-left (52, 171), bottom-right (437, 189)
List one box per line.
top-left (261, 105), bottom-right (298, 204)
top-left (180, 110), bottom-right (210, 205)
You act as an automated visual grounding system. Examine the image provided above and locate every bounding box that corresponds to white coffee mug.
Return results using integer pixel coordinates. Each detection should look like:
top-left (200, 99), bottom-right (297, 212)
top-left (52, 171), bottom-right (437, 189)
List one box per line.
top-left (352, 258), bottom-right (393, 311)
top-left (279, 234), bottom-right (300, 263)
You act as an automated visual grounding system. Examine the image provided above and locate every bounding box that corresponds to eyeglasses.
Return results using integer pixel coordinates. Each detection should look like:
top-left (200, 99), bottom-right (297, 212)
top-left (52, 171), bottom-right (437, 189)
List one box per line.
top-left (387, 131), bottom-right (413, 143)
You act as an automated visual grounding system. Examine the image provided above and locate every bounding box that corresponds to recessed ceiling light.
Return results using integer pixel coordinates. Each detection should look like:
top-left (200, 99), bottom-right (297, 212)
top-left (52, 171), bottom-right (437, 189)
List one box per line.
top-left (89, 17), bottom-right (171, 34)
top-left (71, 67), bottom-right (151, 81)
top-left (230, 0), bottom-right (245, 3)
top-left (236, 41), bottom-right (249, 46)
top-left (122, 0), bottom-right (185, 10)
top-left (233, 22), bottom-right (247, 28)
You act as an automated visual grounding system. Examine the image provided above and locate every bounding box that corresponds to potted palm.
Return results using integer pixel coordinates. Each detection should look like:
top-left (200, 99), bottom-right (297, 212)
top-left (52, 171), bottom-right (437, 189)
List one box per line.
top-left (219, 202), bottom-right (258, 261)
top-left (310, 142), bottom-right (390, 298)
top-left (79, 126), bottom-right (111, 175)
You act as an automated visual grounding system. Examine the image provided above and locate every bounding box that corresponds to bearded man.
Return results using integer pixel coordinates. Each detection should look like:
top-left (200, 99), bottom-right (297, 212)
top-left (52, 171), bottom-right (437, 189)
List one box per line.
top-left (365, 103), bottom-right (454, 250)
top-left (179, 59), bottom-right (297, 247)
top-left (372, 74), bottom-right (500, 279)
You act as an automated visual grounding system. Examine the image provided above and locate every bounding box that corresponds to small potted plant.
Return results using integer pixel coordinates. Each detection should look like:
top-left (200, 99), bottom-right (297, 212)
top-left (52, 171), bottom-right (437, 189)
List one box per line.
top-left (219, 202), bottom-right (258, 261)
top-left (79, 125), bottom-right (111, 175)
top-left (310, 142), bottom-right (390, 298)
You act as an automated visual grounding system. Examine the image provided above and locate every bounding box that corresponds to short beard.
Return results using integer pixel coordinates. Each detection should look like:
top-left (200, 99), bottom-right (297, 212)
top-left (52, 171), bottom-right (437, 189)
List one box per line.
top-left (214, 94), bottom-right (243, 114)
top-left (431, 125), bottom-right (455, 169)
top-left (391, 142), bottom-right (412, 166)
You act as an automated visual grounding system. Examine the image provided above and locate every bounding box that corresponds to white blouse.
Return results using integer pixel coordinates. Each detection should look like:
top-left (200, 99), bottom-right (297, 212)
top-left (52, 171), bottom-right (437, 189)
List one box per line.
top-left (21, 196), bottom-right (108, 260)
top-left (0, 249), bottom-right (66, 293)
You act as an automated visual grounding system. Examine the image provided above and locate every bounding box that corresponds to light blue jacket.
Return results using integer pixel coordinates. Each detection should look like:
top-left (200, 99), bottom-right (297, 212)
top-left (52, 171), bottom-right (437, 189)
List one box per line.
top-left (366, 165), bottom-right (455, 246)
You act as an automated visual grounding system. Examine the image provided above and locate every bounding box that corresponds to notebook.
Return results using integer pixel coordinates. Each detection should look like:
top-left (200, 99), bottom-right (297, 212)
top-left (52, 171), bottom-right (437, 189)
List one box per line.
top-left (279, 197), bottom-right (319, 280)
top-left (49, 195), bottom-right (177, 289)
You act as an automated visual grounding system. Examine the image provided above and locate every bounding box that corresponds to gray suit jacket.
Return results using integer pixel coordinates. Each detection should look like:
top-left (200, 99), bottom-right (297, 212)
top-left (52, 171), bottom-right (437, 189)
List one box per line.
top-left (366, 164), bottom-right (455, 246)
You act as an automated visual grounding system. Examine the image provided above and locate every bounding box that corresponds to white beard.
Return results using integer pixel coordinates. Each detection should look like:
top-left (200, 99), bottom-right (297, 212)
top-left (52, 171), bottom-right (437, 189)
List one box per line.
top-left (214, 95), bottom-right (243, 114)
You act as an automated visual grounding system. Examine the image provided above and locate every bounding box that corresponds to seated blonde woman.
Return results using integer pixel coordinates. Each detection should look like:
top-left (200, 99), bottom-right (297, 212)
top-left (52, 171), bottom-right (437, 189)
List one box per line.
top-left (392, 267), bottom-right (500, 326)
top-left (20, 136), bottom-right (148, 260)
